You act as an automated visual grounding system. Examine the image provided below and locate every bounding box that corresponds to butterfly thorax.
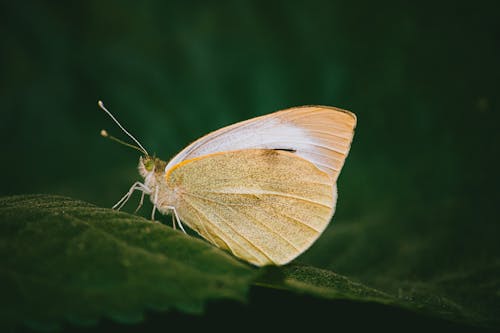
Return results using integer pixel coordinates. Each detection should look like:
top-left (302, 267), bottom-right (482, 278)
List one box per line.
top-left (138, 156), bottom-right (177, 212)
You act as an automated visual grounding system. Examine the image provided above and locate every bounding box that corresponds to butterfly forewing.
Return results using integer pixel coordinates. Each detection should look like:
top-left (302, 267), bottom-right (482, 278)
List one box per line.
top-left (165, 106), bottom-right (356, 182)
top-left (165, 149), bottom-right (335, 266)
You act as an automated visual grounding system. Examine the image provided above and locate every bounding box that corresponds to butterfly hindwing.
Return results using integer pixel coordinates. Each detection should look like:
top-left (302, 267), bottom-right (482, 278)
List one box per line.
top-left (165, 149), bottom-right (335, 266)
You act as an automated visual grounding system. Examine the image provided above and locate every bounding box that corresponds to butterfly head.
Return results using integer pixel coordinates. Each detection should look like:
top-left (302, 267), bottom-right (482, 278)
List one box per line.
top-left (138, 155), bottom-right (167, 178)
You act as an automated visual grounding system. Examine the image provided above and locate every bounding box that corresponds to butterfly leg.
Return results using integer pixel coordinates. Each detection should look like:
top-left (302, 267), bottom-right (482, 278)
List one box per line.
top-left (113, 182), bottom-right (137, 209)
top-left (151, 206), bottom-right (157, 221)
top-left (151, 187), bottom-right (159, 221)
top-left (134, 191), bottom-right (145, 213)
top-left (171, 212), bottom-right (176, 230)
top-left (115, 183), bottom-right (147, 210)
top-left (173, 207), bottom-right (187, 234)
top-left (113, 189), bottom-right (133, 209)
top-left (163, 206), bottom-right (186, 233)
top-left (113, 181), bottom-right (150, 210)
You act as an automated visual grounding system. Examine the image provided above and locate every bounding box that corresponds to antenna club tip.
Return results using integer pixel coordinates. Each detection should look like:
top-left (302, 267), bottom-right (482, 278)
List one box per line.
top-left (98, 100), bottom-right (104, 107)
top-left (100, 129), bottom-right (109, 137)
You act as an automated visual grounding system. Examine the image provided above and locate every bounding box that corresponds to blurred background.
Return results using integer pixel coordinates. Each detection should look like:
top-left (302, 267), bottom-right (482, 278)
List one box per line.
top-left (1, 0), bottom-right (499, 320)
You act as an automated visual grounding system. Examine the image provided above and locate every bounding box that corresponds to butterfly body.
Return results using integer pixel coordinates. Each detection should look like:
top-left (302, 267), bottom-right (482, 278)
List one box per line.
top-left (139, 156), bottom-right (176, 214)
top-left (103, 104), bottom-right (356, 266)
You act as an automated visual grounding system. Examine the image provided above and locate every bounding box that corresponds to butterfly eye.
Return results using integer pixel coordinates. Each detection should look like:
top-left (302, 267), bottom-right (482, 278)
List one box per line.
top-left (144, 158), bottom-right (154, 172)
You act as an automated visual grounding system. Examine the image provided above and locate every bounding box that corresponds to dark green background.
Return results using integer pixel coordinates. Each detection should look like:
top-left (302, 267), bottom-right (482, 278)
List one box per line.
top-left (1, 0), bottom-right (499, 329)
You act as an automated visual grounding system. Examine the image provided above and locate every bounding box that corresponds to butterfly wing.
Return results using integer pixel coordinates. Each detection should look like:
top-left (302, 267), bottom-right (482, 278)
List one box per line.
top-left (166, 149), bottom-right (335, 266)
top-left (165, 105), bottom-right (356, 182)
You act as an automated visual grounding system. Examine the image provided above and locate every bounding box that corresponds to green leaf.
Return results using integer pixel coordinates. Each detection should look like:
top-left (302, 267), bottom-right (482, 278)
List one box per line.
top-left (1, 195), bottom-right (498, 331)
top-left (258, 264), bottom-right (499, 330)
top-left (0, 195), bottom-right (257, 331)
top-left (277, 264), bottom-right (394, 303)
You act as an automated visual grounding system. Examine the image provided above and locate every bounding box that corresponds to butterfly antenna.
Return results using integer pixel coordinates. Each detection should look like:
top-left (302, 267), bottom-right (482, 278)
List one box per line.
top-left (100, 129), bottom-right (146, 154)
top-left (98, 100), bottom-right (149, 156)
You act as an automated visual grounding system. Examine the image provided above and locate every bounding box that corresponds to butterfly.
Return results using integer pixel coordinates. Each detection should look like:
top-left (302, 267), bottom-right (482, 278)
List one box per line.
top-left (99, 101), bottom-right (356, 266)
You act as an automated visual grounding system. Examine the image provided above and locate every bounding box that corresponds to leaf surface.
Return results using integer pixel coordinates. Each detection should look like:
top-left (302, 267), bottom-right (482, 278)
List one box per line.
top-left (0, 195), bottom-right (257, 331)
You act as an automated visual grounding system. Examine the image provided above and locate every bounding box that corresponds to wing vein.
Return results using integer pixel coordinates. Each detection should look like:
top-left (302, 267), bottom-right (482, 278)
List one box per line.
top-left (264, 207), bottom-right (323, 233)
top-left (307, 129), bottom-right (354, 140)
top-left (196, 190), bottom-right (331, 209)
top-left (183, 195), bottom-right (275, 262)
top-left (187, 192), bottom-right (331, 223)
top-left (193, 194), bottom-right (301, 252)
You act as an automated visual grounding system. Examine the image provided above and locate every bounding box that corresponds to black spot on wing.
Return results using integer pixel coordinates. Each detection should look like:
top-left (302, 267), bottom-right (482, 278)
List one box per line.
top-left (273, 148), bottom-right (296, 153)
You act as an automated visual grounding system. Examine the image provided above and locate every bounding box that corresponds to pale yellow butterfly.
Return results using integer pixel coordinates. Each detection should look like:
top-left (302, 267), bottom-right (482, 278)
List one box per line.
top-left (99, 101), bottom-right (356, 266)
